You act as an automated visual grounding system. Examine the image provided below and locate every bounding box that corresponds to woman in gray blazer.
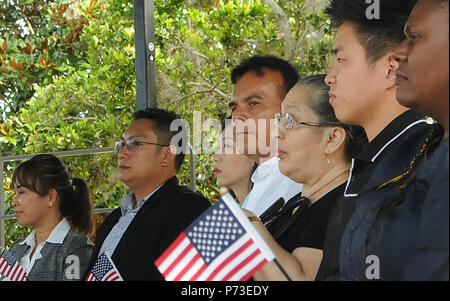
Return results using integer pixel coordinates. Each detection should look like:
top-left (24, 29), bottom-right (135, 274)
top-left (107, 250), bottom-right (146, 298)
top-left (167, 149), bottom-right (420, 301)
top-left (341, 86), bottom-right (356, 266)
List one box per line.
top-left (7, 154), bottom-right (94, 281)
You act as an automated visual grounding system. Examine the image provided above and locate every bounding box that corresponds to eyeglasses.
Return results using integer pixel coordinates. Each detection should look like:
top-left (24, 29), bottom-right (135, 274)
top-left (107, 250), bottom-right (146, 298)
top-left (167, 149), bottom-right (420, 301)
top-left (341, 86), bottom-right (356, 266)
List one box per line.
top-left (274, 112), bottom-right (342, 130)
top-left (274, 112), bottom-right (354, 139)
top-left (114, 139), bottom-right (169, 152)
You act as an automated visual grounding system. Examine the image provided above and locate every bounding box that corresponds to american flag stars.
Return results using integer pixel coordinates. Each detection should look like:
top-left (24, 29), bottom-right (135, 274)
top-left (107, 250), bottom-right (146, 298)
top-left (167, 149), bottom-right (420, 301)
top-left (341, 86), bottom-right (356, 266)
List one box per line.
top-left (186, 204), bottom-right (246, 264)
top-left (155, 193), bottom-right (275, 281)
top-left (0, 248), bottom-right (27, 281)
top-left (86, 252), bottom-right (123, 281)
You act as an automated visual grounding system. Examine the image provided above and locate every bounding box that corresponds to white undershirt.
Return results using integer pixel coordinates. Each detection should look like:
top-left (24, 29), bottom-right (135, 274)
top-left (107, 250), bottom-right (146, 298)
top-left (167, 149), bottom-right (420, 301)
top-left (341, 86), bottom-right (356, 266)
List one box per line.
top-left (18, 218), bottom-right (71, 274)
top-left (241, 156), bottom-right (303, 216)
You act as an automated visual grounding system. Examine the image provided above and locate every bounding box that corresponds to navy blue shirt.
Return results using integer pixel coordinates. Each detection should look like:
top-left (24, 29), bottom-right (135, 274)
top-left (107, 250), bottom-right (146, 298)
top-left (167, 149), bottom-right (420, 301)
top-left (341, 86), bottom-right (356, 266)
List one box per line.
top-left (400, 138), bottom-right (448, 280)
top-left (337, 124), bottom-right (447, 280)
top-left (316, 110), bottom-right (440, 280)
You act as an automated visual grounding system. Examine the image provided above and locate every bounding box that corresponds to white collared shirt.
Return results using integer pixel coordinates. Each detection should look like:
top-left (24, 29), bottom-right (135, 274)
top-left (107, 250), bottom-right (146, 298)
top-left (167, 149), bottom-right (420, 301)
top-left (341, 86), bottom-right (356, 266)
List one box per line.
top-left (241, 156), bottom-right (303, 216)
top-left (18, 218), bottom-right (71, 274)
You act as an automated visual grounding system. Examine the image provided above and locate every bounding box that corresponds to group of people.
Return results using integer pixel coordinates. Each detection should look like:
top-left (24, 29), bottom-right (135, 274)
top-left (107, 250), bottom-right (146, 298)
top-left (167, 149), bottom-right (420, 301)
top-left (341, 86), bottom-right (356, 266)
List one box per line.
top-left (2, 0), bottom-right (448, 281)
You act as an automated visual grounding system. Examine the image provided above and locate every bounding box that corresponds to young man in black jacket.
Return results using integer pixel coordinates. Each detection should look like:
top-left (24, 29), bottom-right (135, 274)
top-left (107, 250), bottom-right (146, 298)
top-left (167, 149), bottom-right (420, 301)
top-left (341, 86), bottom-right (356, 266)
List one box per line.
top-left (316, 0), bottom-right (443, 280)
top-left (87, 108), bottom-right (210, 280)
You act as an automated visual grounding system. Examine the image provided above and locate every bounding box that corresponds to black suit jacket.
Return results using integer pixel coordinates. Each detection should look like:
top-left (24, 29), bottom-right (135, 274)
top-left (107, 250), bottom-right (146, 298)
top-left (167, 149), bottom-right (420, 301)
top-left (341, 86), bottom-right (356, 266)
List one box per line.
top-left (88, 176), bottom-right (211, 280)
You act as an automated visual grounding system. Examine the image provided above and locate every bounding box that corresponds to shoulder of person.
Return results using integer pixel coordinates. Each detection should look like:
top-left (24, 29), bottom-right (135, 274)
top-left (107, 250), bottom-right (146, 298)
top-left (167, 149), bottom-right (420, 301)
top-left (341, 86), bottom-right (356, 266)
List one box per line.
top-left (393, 122), bottom-right (434, 152)
top-left (413, 138), bottom-right (449, 192)
top-left (172, 185), bottom-right (211, 207)
top-left (374, 122), bottom-right (436, 172)
top-left (8, 237), bottom-right (26, 250)
top-left (7, 238), bottom-right (28, 259)
top-left (60, 228), bottom-right (93, 253)
top-left (156, 185), bottom-right (211, 221)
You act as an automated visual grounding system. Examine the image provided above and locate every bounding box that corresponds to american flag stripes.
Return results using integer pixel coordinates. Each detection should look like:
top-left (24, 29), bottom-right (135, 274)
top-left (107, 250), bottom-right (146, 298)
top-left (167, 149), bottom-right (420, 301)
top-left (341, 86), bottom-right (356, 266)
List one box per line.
top-left (0, 248), bottom-right (27, 281)
top-left (86, 251), bottom-right (123, 281)
top-left (155, 193), bottom-right (275, 281)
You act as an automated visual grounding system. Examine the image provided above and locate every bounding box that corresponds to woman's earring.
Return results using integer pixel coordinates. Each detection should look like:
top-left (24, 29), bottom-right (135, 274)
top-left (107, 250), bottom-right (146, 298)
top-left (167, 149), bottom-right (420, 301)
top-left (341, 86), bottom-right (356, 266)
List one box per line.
top-left (327, 158), bottom-right (331, 164)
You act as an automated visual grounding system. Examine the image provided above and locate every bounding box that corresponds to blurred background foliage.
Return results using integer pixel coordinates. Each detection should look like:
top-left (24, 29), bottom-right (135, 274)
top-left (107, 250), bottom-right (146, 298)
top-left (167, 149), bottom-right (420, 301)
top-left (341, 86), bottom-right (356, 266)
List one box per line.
top-left (0, 0), bottom-right (333, 247)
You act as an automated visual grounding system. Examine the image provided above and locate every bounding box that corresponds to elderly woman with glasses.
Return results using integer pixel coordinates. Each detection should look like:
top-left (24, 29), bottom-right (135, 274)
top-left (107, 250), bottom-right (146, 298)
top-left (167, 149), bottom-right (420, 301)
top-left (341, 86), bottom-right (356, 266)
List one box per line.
top-left (243, 74), bottom-right (367, 281)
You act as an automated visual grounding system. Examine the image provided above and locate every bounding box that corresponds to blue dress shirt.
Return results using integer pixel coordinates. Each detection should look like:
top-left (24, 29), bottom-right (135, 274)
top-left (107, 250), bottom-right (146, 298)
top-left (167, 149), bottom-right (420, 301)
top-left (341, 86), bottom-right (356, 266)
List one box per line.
top-left (99, 186), bottom-right (161, 257)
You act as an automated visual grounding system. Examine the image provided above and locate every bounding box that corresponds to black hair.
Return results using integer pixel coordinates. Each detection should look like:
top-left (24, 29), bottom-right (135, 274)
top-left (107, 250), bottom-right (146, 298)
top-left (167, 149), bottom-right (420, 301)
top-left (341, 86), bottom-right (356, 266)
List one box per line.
top-left (133, 107), bottom-right (187, 172)
top-left (231, 55), bottom-right (300, 98)
top-left (298, 74), bottom-right (368, 161)
top-left (325, 0), bottom-right (417, 64)
top-left (12, 154), bottom-right (94, 236)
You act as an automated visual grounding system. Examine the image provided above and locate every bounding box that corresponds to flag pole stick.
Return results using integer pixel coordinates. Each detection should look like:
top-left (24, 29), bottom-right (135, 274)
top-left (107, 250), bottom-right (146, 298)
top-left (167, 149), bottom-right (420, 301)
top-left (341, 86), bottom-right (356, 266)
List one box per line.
top-left (274, 258), bottom-right (292, 281)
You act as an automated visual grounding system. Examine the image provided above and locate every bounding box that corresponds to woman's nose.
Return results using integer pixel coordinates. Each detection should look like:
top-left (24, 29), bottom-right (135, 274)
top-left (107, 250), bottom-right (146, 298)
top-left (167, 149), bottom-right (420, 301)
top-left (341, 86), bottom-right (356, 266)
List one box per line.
top-left (214, 152), bottom-right (225, 163)
top-left (11, 194), bottom-right (19, 207)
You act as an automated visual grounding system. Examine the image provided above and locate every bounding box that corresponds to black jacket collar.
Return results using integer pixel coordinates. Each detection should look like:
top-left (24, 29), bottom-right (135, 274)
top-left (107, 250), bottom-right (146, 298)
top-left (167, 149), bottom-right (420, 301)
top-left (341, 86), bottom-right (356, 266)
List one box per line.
top-left (93, 176), bottom-right (180, 255)
top-left (357, 110), bottom-right (427, 163)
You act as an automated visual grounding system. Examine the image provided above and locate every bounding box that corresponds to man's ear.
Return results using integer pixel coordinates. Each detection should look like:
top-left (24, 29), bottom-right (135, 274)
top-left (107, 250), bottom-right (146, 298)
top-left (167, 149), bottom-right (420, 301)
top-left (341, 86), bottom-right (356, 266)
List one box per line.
top-left (324, 127), bottom-right (346, 156)
top-left (385, 53), bottom-right (400, 89)
top-left (160, 145), bottom-right (177, 168)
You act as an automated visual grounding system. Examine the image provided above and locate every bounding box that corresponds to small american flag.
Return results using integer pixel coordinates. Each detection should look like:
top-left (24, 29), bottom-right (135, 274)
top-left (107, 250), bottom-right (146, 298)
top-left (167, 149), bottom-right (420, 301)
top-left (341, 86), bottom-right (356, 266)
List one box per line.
top-left (155, 193), bottom-right (275, 281)
top-left (86, 251), bottom-right (123, 281)
top-left (0, 248), bottom-right (27, 281)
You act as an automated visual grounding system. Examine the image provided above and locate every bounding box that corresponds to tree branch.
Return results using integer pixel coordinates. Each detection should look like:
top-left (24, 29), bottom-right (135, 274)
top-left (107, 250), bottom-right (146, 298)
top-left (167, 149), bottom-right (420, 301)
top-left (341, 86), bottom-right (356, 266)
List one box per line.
top-left (175, 82), bottom-right (220, 102)
top-left (262, 0), bottom-right (295, 62)
top-left (61, 116), bottom-right (97, 121)
top-left (187, 82), bottom-right (229, 99)
top-left (85, 98), bottom-right (107, 109)
top-left (168, 44), bottom-right (208, 61)
top-left (20, 10), bottom-right (35, 35)
top-left (294, 23), bottom-right (311, 58)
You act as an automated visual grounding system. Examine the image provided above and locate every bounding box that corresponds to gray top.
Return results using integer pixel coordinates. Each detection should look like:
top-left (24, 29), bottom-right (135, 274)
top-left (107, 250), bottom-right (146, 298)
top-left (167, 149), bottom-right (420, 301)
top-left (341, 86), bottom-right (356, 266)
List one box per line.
top-left (8, 227), bottom-right (93, 281)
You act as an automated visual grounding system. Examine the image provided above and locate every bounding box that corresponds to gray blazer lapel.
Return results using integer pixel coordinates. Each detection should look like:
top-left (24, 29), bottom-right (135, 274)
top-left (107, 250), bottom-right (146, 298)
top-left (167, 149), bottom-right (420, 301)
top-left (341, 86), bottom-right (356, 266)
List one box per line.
top-left (9, 241), bottom-right (30, 262)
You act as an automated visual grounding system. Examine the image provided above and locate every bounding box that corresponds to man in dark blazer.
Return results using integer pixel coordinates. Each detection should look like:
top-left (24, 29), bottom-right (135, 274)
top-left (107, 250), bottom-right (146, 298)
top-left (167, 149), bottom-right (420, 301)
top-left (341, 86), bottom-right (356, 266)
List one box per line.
top-left (87, 108), bottom-right (210, 280)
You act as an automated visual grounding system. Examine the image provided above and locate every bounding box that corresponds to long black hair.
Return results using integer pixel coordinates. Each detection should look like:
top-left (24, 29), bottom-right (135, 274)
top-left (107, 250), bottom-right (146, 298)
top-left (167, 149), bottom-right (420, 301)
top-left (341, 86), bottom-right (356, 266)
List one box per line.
top-left (12, 154), bottom-right (94, 236)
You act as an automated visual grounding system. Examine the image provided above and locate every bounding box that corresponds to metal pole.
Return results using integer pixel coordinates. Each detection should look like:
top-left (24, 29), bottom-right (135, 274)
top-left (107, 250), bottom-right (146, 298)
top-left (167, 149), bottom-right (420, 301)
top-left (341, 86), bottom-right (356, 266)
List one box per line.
top-left (133, 0), bottom-right (157, 109)
top-left (188, 144), bottom-right (196, 192)
top-left (133, 1), bottom-right (197, 192)
top-left (0, 160), bottom-right (5, 248)
top-left (1, 207), bottom-right (116, 221)
top-left (0, 147), bottom-right (115, 162)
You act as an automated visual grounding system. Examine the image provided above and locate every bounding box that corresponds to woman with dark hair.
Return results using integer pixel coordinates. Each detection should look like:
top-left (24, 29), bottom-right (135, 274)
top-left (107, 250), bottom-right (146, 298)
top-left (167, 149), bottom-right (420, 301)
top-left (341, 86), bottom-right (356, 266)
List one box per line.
top-left (244, 74), bottom-right (367, 280)
top-left (214, 120), bottom-right (258, 203)
top-left (8, 154), bottom-right (94, 281)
